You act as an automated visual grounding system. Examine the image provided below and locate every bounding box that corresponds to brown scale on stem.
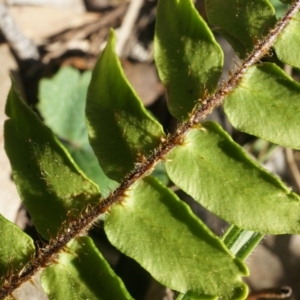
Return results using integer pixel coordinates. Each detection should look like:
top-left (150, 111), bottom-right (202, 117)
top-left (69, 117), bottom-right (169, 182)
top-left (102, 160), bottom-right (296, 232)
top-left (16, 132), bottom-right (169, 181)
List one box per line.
top-left (1, 1), bottom-right (300, 299)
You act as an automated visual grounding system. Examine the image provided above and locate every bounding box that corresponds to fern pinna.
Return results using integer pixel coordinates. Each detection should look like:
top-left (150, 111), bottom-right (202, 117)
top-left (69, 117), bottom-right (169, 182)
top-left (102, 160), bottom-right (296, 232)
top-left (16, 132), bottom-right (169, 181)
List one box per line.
top-left (1, 0), bottom-right (300, 299)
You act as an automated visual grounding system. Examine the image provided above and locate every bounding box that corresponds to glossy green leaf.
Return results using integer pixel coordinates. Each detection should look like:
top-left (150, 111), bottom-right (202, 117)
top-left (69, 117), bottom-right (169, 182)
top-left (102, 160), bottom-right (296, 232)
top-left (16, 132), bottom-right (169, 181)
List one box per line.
top-left (86, 30), bottom-right (165, 182)
top-left (165, 122), bottom-right (300, 234)
top-left (205, 0), bottom-right (276, 58)
top-left (0, 214), bottom-right (35, 283)
top-left (4, 84), bottom-right (100, 239)
top-left (41, 236), bottom-right (132, 300)
top-left (38, 67), bottom-right (116, 196)
top-left (105, 177), bottom-right (248, 299)
top-left (274, 11), bottom-right (300, 68)
top-left (155, 0), bottom-right (223, 120)
top-left (224, 63), bottom-right (300, 149)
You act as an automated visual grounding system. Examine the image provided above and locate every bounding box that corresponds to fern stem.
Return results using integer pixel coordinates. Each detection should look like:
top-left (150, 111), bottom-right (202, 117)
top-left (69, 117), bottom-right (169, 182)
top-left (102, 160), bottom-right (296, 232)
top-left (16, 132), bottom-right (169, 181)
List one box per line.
top-left (222, 225), bottom-right (264, 261)
top-left (191, 0), bottom-right (300, 124)
top-left (1, 1), bottom-right (300, 298)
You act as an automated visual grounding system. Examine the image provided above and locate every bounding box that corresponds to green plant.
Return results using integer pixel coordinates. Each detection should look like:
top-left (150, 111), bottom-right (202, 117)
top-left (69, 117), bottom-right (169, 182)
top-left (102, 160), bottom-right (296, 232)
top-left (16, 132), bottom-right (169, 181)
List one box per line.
top-left (1, 0), bottom-right (300, 299)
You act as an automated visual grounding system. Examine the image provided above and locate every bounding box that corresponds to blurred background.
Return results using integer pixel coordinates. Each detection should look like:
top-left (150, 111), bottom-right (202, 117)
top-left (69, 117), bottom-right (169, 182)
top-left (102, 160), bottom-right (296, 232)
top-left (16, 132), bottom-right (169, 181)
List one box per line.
top-left (0, 0), bottom-right (300, 299)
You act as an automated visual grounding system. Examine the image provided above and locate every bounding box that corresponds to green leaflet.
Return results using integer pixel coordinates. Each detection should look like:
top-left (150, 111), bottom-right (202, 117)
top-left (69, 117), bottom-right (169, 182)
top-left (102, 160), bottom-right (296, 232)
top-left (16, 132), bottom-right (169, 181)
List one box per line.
top-left (38, 67), bottom-right (116, 196)
top-left (38, 67), bottom-right (92, 146)
top-left (0, 214), bottom-right (35, 283)
top-left (164, 122), bottom-right (300, 234)
top-left (105, 177), bottom-right (248, 299)
top-left (86, 30), bottom-right (164, 182)
top-left (224, 63), bottom-right (300, 149)
top-left (151, 161), bottom-right (170, 186)
top-left (177, 225), bottom-right (264, 300)
top-left (155, 0), bottom-right (223, 120)
top-left (269, 0), bottom-right (288, 18)
top-left (205, 0), bottom-right (276, 58)
top-left (274, 10), bottom-right (300, 68)
top-left (4, 84), bottom-right (100, 239)
top-left (41, 237), bottom-right (132, 300)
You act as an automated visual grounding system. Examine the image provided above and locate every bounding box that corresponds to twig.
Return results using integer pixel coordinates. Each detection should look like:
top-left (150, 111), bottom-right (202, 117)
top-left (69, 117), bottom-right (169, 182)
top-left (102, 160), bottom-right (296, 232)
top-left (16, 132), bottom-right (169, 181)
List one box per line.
top-left (247, 286), bottom-right (292, 300)
top-left (0, 3), bottom-right (39, 60)
top-left (42, 4), bottom-right (128, 63)
top-left (115, 0), bottom-right (144, 56)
